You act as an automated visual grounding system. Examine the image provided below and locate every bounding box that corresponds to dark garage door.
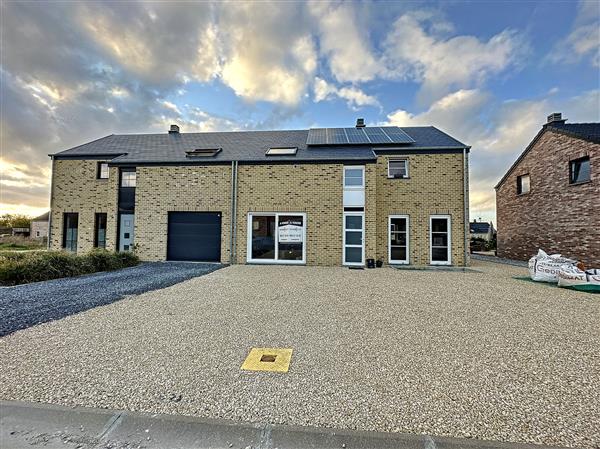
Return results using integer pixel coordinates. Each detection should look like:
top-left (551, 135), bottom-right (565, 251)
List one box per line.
top-left (167, 212), bottom-right (222, 262)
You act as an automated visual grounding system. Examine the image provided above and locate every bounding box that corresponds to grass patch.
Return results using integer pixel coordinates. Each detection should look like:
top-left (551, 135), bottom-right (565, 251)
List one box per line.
top-left (0, 236), bottom-right (45, 251)
top-left (0, 249), bottom-right (139, 286)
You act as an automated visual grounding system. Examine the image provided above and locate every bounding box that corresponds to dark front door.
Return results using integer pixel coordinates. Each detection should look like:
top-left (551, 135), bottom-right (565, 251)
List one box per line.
top-left (167, 212), bottom-right (222, 262)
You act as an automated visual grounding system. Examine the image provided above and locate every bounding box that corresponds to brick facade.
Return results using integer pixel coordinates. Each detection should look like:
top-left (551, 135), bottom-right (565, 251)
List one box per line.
top-left (496, 130), bottom-right (600, 266)
top-left (50, 154), bottom-right (468, 266)
top-left (49, 159), bottom-right (118, 252)
top-left (31, 220), bottom-right (48, 239)
top-left (134, 165), bottom-right (232, 262)
top-left (376, 154), bottom-right (468, 266)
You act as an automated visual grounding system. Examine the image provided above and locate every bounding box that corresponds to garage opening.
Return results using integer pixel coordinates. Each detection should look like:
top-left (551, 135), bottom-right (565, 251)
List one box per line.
top-left (167, 212), bottom-right (222, 262)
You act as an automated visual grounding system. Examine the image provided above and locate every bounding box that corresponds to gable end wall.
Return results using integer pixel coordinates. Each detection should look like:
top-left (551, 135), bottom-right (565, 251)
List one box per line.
top-left (496, 131), bottom-right (600, 266)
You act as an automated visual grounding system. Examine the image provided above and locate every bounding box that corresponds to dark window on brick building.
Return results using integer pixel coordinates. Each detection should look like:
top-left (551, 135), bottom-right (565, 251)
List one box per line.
top-left (517, 174), bottom-right (530, 195)
top-left (569, 156), bottom-right (590, 184)
top-left (94, 213), bottom-right (107, 248)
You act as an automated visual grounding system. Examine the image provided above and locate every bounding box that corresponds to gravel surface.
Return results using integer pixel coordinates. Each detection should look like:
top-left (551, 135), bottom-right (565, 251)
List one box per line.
top-left (0, 260), bottom-right (598, 448)
top-left (0, 262), bottom-right (221, 336)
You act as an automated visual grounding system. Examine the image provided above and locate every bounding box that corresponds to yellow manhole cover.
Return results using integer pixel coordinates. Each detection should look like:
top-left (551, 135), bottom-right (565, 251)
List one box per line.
top-left (241, 348), bottom-right (293, 373)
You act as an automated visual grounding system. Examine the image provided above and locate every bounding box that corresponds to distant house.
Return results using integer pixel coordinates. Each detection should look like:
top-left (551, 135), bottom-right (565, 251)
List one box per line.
top-left (31, 212), bottom-right (50, 239)
top-left (495, 113), bottom-right (599, 266)
top-left (469, 220), bottom-right (495, 241)
top-left (12, 227), bottom-right (30, 237)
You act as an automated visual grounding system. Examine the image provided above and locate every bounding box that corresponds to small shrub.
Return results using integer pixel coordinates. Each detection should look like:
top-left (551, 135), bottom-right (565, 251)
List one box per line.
top-left (0, 250), bottom-right (140, 286)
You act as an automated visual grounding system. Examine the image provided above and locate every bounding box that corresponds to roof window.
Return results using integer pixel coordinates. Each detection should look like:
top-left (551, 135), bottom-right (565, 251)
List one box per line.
top-left (266, 147), bottom-right (297, 156)
top-left (185, 148), bottom-right (222, 157)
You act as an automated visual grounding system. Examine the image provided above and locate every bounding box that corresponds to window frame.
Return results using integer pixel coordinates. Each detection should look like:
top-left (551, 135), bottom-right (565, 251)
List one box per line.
top-left (387, 159), bottom-right (409, 179)
top-left (97, 162), bottom-right (109, 180)
top-left (246, 212), bottom-right (306, 265)
top-left (429, 215), bottom-right (451, 266)
top-left (342, 211), bottom-right (365, 266)
top-left (569, 156), bottom-right (591, 185)
top-left (62, 212), bottom-right (79, 252)
top-left (120, 169), bottom-right (136, 188)
top-left (516, 174), bottom-right (530, 195)
top-left (388, 215), bottom-right (410, 264)
top-left (343, 165), bottom-right (365, 189)
top-left (94, 212), bottom-right (107, 249)
top-left (266, 147), bottom-right (298, 156)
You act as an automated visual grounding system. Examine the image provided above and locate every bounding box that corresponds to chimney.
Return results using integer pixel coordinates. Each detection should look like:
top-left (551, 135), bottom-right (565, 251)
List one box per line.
top-left (169, 124), bottom-right (180, 134)
top-left (546, 112), bottom-right (566, 125)
top-left (355, 118), bottom-right (365, 128)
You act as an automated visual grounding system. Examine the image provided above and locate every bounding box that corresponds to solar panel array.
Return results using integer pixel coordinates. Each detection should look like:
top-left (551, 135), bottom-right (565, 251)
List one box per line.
top-left (306, 126), bottom-right (414, 145)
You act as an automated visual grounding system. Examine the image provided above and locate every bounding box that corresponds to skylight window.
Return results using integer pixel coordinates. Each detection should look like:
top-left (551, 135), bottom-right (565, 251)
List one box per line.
top-left (185, 148), bottom-right (222, 157)
top-left (266, 147), bottom-right (297, 156)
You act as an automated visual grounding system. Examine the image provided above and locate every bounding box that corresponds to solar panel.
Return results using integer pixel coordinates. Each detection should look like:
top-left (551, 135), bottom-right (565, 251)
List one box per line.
top-left (306, 126), bottom-right (413, 145)
top-left (364, 127), bottom-right (392, 144)
top-left (380, 126), bottom-right (415, 144)
top-left (306, 128), bottom-right (327, 145)
top-left (329, 128), bottom-right (347, 144)
top-left (344, 127), bottom-right (369, 144)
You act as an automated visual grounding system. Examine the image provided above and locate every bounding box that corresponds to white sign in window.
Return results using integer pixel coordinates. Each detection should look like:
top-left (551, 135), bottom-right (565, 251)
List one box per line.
top-left (278, 217), bottom-right (304, 243)
top-left (248, 213), bottom-right (306, 264)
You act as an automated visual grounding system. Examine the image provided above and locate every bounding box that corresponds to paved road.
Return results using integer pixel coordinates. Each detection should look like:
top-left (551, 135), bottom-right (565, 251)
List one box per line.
top-left (0, 262), bottom-right (221, 337)
top-left (0, 400), bottom-right (562, 449)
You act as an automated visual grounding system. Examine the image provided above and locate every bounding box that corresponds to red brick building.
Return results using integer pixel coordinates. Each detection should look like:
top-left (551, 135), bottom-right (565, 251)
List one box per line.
top-left (495, 113), bottom-right (599, 266)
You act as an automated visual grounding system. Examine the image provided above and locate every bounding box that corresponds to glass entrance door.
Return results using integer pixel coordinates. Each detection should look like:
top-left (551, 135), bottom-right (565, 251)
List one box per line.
top-left (430, 215), bottom-right (451, 265)
top-left (119, 213), bottom-right (135, 252)
top-left (343, 212), bottom-right (364, 266)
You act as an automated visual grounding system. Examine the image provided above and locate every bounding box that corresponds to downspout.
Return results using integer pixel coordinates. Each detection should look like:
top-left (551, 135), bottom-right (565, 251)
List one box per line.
top-left (229, 161), bottom-right (238, 265)
top-left (47, 156), bottom-right (55, 250)
top-left (463, 147), bottom-right (470, 267)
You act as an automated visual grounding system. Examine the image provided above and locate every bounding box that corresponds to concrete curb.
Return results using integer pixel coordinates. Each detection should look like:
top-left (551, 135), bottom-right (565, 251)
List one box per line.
top-left (0, 400), bottom-right (572, 449)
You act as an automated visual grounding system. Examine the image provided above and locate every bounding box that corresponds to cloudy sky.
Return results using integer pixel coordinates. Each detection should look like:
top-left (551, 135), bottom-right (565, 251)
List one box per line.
top-left (1, 1), bottom-right (599, 221)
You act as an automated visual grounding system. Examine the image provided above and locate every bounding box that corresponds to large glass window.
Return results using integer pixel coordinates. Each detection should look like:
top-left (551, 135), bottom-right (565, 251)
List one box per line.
top-left (248, 213), bottom-right (305, 263)
top-left (94, 213), bottom-right (107, 248)
top-left (430, 216), bottom-right (451, 265)
top-left (569, 156), bottom-right (590, 184)
top-left (62, 213), bottom-right (78, 252)
top-left (389, 216), bottom-right (409, 264)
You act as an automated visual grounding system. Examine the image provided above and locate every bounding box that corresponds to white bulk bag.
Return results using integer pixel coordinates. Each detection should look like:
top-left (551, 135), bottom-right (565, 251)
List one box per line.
top-left (529, 249), bottom-right (576, 283)
top-left (557, 264), bottom-right (587, 287)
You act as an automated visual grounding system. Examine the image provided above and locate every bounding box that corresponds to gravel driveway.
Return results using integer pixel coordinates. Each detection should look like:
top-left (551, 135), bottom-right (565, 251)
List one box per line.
top-left (0, 261), bottom-right (598, 448)
top-left (0, 262), bottom-right (221, 336)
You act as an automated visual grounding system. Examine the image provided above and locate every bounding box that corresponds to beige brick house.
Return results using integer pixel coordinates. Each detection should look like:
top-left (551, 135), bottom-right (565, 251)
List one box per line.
top-left (496, 113), bottom-right (599, 266)
top-left (49, 121), bottom-right (471, 267)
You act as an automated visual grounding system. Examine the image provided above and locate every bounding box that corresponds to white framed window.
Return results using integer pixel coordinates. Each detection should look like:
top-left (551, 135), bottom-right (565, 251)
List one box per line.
top-left (121, 170), bottom-right (136, 187)
top-left (516, 174), bottom-right (530, 195)
top-left (97, 162), bottom-right (109, 179)
top-left (266, 147), bottom-right (297, 156)
top-left (343, 211), bottom-right (364, 266)
top-left (388, 215), bottom-right (409, 264)
top-left (247, 212), bottom-right (306, 264)
top-left (343, 165), bottom-right (364, 188)
top-left (388, 159), bottom-right (408, 179)
top-left (430, 215), bottom-right (451, 265)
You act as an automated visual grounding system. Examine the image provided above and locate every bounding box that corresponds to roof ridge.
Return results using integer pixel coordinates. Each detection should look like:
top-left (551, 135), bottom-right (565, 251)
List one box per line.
top-left (112, 129), bottom-right (309, 137)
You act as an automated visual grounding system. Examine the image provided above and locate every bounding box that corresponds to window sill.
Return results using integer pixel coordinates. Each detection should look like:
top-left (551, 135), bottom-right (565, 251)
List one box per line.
top-left (387, 176), bottom-right (410, 180)
top-left (516, 192), bottom-right (530, 196)
top-left (569, 180), bottom-right (591, 186)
